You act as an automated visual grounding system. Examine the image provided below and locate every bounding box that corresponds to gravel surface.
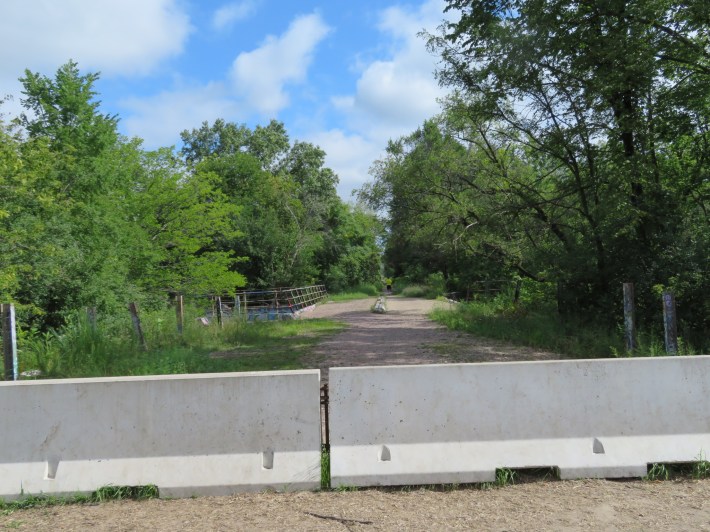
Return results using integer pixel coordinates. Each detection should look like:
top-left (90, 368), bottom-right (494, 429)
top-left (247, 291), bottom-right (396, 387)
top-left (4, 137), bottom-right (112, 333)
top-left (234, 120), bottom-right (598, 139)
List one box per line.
top-left (4, 297), bottom-right (708, 530)
top-left (303, 296), bottom-right (561, 383)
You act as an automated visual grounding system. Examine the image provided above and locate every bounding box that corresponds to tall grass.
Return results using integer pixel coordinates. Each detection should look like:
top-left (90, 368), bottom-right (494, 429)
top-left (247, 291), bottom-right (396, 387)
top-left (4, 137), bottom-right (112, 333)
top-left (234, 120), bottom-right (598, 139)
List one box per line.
top-left (328, 283), bottom-right (381, 301)
top-left (16, 305), bottom-right (344, 379)
top-left (430, 297), bottom-right (697, 358)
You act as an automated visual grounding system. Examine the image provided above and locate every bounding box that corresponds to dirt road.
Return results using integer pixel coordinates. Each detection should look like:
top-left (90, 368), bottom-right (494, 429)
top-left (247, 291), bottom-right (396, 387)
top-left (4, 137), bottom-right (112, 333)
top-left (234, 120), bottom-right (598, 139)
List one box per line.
top-left (3, 297), bottom-right (708, 530)
top-left (304, 296), bottom-right (560, 382)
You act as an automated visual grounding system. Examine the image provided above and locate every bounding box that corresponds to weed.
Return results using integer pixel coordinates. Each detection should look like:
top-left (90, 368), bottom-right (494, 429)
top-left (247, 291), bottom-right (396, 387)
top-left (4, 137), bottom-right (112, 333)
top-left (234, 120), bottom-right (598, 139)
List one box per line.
top-left (693, 460), bottom-right (710, 479)
top-left (645, 457), bottom-right (710, 481)
top-left (321, 445), bottom-right (331, 489)
top-left (0, 485), bottom-right (158, 513)
top-left (93, 485), bottom-right (158, 502)
top-left (17, 312), bottom-right (344, 379)
top-left (495, 468), bottom-right (516, 487)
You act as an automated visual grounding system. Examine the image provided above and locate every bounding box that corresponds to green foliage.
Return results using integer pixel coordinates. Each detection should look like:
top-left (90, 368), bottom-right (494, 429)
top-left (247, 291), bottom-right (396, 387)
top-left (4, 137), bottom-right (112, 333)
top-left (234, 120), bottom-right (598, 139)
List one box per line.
top-left (495, 468), bottom-right (516, 487)
top-left (645, 457), bottom-right (710, 481)
top-left (2, 61), bottom-right (383, 339)
top-left (361, 0), bottom-right (708, 345)
top-left (16, 305), bottom-right (344, 379)
top-left (0, 484), bottom-right (158, 513)
top-left (432, 302), bottom-right (625, 358)
top-left (328, 284), bottom-right (380, 301)
top-left (321, 445), bottom-right (331, 489)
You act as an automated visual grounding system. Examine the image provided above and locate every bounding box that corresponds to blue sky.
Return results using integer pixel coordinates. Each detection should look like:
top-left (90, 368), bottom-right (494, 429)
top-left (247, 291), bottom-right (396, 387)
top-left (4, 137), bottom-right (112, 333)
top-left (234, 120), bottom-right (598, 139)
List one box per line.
top-left (0, 0), bottom-right (453, 199)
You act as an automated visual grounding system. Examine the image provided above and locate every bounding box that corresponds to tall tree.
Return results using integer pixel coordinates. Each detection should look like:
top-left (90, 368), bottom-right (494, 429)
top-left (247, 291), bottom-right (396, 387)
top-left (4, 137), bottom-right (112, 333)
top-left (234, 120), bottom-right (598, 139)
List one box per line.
top-left (422, 0), bottom-right (709, 328)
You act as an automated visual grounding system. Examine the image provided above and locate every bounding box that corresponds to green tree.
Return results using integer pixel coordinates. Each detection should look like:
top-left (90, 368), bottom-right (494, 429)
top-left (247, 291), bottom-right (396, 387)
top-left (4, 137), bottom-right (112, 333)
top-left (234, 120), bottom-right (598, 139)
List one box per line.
top-left (421, 0), bottom-right (709, 333)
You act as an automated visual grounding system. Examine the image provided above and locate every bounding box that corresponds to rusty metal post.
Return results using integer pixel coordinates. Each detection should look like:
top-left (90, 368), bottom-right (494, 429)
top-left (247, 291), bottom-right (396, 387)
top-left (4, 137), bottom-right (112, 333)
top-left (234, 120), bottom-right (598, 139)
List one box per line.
top-left (662, 291), bottom-right (678, 355)
top-left (320, 383), bottom-right (329, 447)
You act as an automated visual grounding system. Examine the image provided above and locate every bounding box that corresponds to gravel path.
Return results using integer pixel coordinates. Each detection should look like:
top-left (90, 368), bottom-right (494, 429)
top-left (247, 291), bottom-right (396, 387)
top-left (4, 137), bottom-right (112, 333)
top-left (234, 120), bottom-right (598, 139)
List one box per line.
top-left (303, 296), bottom-right (560, 382)
top-left (3, 297), bottom-right (709, 530)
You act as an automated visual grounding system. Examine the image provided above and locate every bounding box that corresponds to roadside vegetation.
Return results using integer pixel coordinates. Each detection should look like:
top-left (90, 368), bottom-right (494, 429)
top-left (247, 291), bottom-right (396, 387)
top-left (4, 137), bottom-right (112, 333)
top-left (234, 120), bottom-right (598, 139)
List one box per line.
top-left (360, 0), bottom-right (708, 353)
top-left (18, 307), bottom-right (343, 379)
top-left (430, 283), bottom-right (701, 358)
top-left (327, 283), bottom-right (381, 302)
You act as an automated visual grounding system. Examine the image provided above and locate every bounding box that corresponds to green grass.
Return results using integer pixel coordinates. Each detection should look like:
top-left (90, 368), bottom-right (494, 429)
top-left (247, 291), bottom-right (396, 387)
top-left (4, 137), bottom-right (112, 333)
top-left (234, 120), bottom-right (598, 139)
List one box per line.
top-left (17, 308), bottom-right (345, 379)
top-left (0, 485), bottom-right (158, 514)
top-left (646, 454), bottom-right (710, 481)
top-left (328, 283), bottom-right (382, 301)
top-left (400, 285), bottom-right (440, 299)
top-left (327, 292), bottom-right (375, 302)
top-left (321, 445), bottom-right (330, 489)
top-left (430, 300), bottom-right (621, 358)
top-left (430, 299), bottom-right (701, 359)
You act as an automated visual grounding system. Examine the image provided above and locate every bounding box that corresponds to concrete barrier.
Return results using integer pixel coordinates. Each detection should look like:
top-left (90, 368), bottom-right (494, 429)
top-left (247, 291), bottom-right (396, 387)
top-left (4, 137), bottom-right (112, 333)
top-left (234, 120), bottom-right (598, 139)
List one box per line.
top-left (0, 370), bottom-right (321, 499)
top-left (329, 357), bottom-right (710, 487)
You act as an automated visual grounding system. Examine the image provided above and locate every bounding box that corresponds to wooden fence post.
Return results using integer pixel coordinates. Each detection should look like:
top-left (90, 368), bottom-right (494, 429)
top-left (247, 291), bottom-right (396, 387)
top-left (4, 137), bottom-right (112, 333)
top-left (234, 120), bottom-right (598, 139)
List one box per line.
top-left (513, 279), bottom-right (522, 304)
top-left (86, 307), bottom-right (97, 331)
top-left (175, 294), bottom-right (184, 335)
top-left (216, 296), bottom-right (223, 327)
top-left (2, 304), bottom-right (18, 381)
top-left (128, 302), bottom-right (148, 351)
top-left (622, 283), bottom-right (636, 352)
top-left (662, 291), bottom-right (678, 355)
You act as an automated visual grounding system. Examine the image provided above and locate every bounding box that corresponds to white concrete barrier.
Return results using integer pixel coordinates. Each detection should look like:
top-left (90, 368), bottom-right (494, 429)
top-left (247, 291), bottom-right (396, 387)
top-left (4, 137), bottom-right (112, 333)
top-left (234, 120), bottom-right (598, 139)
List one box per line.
top-left (329, 357), bottom-right (710, 487)
top-left (0, 370), bottom-right (321, 499)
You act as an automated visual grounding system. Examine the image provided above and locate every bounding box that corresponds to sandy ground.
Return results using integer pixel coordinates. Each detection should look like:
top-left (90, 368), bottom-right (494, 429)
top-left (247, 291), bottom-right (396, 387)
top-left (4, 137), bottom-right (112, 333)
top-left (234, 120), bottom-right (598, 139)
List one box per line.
top-left (3, 479), bottom-right (709, 531)
top-left (3, 297), bottom-right (709, 530)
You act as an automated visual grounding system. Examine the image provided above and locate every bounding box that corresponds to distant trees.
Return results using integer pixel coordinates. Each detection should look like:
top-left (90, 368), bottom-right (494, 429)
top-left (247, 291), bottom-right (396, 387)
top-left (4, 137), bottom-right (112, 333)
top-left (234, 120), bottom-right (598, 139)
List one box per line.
top-left (181, 119), bottom-right (381, 290)
top-left (1, 61), bottom-right (381, 330)
top-left (362, 0), bottom-right (708, 340)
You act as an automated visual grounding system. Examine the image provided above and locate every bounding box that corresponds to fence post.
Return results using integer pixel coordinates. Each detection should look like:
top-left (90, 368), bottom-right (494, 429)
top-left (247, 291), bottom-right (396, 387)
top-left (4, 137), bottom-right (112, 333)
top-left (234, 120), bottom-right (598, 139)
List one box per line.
top-left (216, 296), bottom-right (223, 328)
top-left (622, 283), bottom-right (636, 352)
top-left (128, 302), bottom-right (148, 351)
top-left (662, 291), bottom-right (678, 355)
top-left (85, 306), bottom-right (97, 331)
top-left (2, 304), bottom-right (18, 381)
top-left (175, 294), bottom-right (184, 334)
top-left (513, 280), bottom-right (522, 304)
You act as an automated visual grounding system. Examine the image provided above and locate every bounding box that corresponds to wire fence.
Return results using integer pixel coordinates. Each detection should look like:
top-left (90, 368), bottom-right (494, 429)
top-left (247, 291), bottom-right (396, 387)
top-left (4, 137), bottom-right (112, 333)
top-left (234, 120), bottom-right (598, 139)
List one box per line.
top-left (205, 285), bottom-right (329, 322)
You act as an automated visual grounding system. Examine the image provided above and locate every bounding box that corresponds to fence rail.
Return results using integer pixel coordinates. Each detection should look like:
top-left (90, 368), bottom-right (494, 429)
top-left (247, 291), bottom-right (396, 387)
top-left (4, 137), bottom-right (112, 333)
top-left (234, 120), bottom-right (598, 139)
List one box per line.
top-left (225, 285), bottom-right (328, 321)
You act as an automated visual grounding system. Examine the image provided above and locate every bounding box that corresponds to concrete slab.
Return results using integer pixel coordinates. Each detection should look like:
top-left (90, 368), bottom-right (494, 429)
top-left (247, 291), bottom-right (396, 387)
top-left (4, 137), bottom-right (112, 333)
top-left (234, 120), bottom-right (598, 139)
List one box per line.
top-left (329, 357), bottom-right (710, 487)
top-left (0, 370), bottom-right (321, 499)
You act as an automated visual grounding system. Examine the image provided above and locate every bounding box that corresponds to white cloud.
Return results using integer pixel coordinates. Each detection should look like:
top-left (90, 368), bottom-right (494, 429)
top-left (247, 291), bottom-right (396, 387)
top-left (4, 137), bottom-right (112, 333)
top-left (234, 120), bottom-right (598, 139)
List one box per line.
top-left (308, 0), bottom-right (450, 198)
top-left (337, 0), bottom-right (448, 140)
top-left (212, 1), bottom-right (257, 31)
top-left (230, 13), bottom-right (331, 116)
top-left (0, 0), bottom-right (191, 81)
top-left (120, 83), bottom-right (243, 149)
top-left (307, 129), bottom-right (386, 200)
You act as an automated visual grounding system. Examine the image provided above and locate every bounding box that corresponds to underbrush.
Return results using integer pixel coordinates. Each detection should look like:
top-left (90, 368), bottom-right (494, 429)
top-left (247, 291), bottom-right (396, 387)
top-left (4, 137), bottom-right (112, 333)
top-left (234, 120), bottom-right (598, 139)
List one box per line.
top-left (327, 283), bottom-right (381, 302)
top-left (430, 297), bottom-right (699, 358)
top-left (16, 306), bottom-right (343, 379)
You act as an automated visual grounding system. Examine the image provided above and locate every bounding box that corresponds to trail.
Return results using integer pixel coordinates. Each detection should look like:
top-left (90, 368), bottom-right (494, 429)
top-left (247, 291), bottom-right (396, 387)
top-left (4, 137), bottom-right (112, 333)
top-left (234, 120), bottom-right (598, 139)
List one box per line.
top-left (303, 296), bottom-right (561, 382)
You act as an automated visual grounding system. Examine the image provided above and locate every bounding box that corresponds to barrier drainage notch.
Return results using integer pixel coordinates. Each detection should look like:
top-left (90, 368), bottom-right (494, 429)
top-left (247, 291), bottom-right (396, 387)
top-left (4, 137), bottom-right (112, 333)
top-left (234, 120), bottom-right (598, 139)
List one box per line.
top-left (45, 457), bottom-right (60, 480)
top-left (262, 450), bottom-right (274, 469)
top-left (592, 438), bottom-right (605, 454)
top-left (378, 445), bottom-right (391, 462)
